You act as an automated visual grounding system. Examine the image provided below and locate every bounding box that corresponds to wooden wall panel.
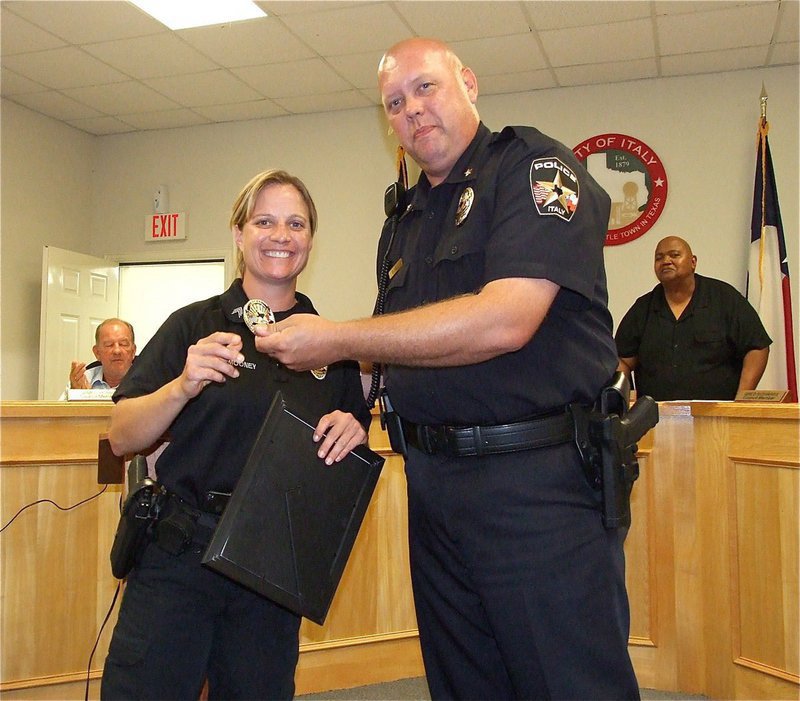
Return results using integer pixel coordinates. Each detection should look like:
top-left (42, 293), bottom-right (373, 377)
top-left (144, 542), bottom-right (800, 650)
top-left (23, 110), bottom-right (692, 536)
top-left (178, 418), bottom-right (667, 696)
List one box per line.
top-left (2, 401), bottom-right (798, 701)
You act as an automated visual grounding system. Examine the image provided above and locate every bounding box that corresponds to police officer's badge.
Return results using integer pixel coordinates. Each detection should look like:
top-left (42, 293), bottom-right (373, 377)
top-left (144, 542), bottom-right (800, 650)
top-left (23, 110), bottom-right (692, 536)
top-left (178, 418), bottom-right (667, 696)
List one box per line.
top-left (455, 187), bottom-right (474, 227)
top-left (530, 157), bottom-right (579, 222)
top-left (243, 298), bottom-right (275, 333)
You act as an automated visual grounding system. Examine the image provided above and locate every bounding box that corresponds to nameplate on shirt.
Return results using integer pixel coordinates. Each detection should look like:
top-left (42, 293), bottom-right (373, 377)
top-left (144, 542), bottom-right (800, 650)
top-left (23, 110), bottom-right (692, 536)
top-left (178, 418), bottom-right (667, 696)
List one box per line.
top-left (66, 388), bottom-right (115, 401)
top-left (735, 389), bottom-right (791, 403)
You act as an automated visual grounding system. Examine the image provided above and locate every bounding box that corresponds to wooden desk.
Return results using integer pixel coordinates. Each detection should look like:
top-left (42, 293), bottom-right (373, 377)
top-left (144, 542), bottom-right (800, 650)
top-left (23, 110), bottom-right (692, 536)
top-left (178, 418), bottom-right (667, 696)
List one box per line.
top-left (1, 401), bottom-right (797, 700)
top-left (627, 402), bottom-right (799, 700)
top-left (0, 402), bottom-right (420, 699)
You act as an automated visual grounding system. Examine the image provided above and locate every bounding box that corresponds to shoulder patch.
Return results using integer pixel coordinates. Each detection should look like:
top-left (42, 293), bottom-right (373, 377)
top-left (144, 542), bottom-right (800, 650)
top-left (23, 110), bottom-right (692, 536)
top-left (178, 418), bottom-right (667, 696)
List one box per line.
top-left (530, 157), bottom-right (579, 222)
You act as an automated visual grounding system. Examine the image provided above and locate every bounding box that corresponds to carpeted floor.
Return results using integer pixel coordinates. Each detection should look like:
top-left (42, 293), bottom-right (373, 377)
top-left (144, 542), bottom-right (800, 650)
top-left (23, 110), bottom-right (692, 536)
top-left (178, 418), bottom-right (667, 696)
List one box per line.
top-left (297, 676), bottom-right (708, 700)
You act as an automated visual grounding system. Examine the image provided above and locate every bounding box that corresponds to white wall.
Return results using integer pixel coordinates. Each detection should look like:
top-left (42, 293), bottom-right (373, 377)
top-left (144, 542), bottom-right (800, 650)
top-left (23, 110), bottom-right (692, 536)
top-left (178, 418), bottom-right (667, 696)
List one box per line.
top-left (2, 64), bottom-right (798, 400)
top-left (0, 99), bottom-right (96, 399)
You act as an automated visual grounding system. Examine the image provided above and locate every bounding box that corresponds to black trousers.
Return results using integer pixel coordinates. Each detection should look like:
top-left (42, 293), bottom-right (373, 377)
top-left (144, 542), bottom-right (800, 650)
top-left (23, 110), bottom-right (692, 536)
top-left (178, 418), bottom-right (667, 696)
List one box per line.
top-left (405, 442), bottom-right (640, 701)
top-left (101, 541), bottom-right (300, 700)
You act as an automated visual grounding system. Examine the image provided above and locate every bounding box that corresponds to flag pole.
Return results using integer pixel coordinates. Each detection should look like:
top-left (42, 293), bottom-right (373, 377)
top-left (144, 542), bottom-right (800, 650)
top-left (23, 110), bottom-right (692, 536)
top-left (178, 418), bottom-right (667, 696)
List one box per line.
top-left (760, 82), bottom-right (768, 121)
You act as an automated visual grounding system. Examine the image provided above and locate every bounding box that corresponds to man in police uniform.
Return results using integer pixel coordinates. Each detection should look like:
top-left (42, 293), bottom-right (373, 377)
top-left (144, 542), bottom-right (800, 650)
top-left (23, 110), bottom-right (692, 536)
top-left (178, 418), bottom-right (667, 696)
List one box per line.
top-left (257, 38), bottom-right (639, 699)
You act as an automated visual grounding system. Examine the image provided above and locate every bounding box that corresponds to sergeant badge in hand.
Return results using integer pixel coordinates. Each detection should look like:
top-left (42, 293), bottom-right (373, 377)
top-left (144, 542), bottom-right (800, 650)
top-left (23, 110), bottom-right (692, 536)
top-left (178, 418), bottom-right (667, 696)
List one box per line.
top-left (243, 298), bottom-right (275, 333)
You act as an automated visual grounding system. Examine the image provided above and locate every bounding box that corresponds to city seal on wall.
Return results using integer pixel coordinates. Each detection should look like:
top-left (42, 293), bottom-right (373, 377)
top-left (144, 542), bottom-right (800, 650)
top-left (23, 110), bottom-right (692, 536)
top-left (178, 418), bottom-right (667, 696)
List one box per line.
top-left (530, 157), bottom-right (580, 222)
top-left (573, 133), bottom-right (668, 246)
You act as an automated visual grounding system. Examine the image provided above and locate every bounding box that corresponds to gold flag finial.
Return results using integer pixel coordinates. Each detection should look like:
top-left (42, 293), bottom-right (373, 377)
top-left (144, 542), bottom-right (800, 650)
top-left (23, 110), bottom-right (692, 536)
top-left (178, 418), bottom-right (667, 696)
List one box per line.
top-left (760, 82), bottom-right (768, 120)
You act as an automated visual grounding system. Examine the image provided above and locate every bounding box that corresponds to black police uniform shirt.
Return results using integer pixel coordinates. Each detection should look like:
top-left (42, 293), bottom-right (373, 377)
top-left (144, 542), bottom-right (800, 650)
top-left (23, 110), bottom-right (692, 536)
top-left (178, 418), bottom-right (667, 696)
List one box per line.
top-left (113, 278), bottom-right (370, 507)
top-left (614, 273), bottom-right (772, 401)
top-left (377, 122), bottom-right (618, 426)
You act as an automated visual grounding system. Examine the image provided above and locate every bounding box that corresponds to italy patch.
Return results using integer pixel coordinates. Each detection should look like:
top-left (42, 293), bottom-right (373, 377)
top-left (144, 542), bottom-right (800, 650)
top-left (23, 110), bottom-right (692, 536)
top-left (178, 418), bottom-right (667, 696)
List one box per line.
top-left (530, 157), bottom-right (580, 222)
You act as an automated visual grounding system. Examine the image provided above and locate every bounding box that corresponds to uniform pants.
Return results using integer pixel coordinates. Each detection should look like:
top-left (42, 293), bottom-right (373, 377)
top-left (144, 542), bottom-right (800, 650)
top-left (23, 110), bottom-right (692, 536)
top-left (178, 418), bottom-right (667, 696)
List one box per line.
top-left (405, 442), bottom-right (640, 701)
top-left (101, 541), bottom-right (300, 700)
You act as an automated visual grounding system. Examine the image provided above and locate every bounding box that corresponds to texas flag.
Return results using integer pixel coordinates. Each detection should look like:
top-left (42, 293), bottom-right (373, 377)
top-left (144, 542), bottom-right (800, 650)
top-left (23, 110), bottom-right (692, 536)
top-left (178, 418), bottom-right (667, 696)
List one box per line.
top-left (747, 116), bottom-right (797, 401)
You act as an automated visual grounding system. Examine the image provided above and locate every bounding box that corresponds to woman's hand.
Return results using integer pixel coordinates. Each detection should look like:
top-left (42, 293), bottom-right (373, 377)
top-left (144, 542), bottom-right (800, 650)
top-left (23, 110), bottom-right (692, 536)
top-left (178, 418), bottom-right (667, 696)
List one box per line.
top-left (178, 332), bottom-right (244, 399)
top-left (312, 410), bottom-right (368, 465)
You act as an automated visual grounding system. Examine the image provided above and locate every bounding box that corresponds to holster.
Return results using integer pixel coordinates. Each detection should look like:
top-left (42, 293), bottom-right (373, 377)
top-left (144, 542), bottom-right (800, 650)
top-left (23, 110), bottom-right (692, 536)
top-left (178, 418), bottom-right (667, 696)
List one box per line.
top-left (571, 373), bottom-right (659, 529)
top-left (109, 455), bottom-right (165, 578)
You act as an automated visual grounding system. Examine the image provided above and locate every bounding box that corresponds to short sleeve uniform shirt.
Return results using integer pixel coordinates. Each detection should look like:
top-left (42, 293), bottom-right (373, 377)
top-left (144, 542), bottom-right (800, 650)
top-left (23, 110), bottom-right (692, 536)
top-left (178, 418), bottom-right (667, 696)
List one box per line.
top-left (377, 123), bottom-right (618, 425)
top-left (114, 279), bottom-right (370, 507)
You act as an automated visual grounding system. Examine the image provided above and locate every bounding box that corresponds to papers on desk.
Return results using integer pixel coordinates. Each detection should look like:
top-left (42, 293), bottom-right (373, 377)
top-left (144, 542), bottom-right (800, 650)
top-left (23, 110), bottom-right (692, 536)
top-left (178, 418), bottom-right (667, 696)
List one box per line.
top-left (66, 388), bottom-right (115, 401)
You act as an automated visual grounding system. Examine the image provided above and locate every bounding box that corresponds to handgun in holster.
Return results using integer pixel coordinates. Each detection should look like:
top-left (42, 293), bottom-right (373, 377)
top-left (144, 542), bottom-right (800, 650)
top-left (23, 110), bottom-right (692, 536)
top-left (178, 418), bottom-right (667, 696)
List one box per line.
top-left (109, 454), bottom-right (165, 578)
top-left (570, 372), bottom-right (659, 529)
top-left (379, 387), bottom-right (408, 458)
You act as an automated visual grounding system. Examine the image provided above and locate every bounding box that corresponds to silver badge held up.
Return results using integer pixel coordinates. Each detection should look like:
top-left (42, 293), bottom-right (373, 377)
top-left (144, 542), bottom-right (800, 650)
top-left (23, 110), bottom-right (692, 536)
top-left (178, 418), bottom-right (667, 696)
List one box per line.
top-left (242, 298), bottom-right (275, 334)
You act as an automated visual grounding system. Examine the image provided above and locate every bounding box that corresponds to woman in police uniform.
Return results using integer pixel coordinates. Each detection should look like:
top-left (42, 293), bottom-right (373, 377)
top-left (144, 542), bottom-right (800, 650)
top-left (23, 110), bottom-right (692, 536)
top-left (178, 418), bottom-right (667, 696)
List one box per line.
top-left (101, 170), bottom-right (370, 700)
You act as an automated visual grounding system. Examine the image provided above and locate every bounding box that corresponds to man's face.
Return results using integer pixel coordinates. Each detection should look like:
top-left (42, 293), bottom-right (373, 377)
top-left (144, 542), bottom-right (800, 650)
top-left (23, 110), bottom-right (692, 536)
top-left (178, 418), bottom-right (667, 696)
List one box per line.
top-left (654, 238), bottom-right (696, 284)
top-left (379, 40), bottom-right (479, 186)
top-left (93, 323), bottom-right (135, 377)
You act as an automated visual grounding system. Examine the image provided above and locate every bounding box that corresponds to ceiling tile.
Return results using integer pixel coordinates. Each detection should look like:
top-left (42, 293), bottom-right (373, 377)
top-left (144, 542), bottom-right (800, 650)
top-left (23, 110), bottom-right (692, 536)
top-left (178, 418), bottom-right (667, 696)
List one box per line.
top-left (256, 1), bottom-right (365, 16)
top-left (452, 34), bottom-right (548, 75)
top-left (3, 0), bottom-right (165, 44)
top-left (540, 18), bottom-right (655, 66)
top-left (0, 0), bottom-right (792, 136)
top-left (769, 41), bottom-right (800, 65)
top-left (2, 47), bottom-right (128, 89)
top-left (9, 90), bottom-right (103, 120)
top-left (62, 81), bottom-right (181, 115)
top-left (177, 17), bottom-right (315, 68)
top-left (479, 69), bottom-right (557, 95)
top-left (775, 0), bottom-right (800, 43)
top-left (118, 109), bottom-right (212, 131)
top-left (661, 46), bottom-right (770, 76)
top-left (0, 67), bottom-right (48, 95)
top-left (525, 0), bottom-right (652, 30)
top-left (657, 3), bottom-right (778, 54)
top-left (0, 6), bottom-right (66, 55)
top-left (281, 3), bottom-right (410, 56)
top-left (555, 58), bottom-right (658, 86)
top-left (83, 34), bottom-right (219, 79)
top-left (395, 1), bottom-right (530, 42)
top-left (274, 89), bottom-right (374, 114)
top-left (233, 58), bottom-right (352, 98)
top-left (65, 116), bottom-right (138, 136)
top-left (653, 1), bottom-right (765, 16)
top-left (193, 99), bottom-right (289, 122)
top-left (327, 51), bottom-right (387, 91)
top-left (143, 70), bottom-right (263, 107)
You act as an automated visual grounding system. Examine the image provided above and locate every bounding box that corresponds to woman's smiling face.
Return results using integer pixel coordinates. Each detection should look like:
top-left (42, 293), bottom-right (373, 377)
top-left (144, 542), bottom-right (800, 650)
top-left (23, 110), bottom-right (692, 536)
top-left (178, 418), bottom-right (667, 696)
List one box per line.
top-left (234, 183), bottom-right (313, 292)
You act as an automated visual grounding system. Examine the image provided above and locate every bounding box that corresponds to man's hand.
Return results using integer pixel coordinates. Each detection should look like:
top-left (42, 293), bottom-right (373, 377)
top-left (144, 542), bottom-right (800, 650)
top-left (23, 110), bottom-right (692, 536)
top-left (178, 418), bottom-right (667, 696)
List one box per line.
top-left (178, 332), bottom-right (244, 399)
top-left (69, 361), bottom-right (90, 389)
top-left (312, 410), bottom-right (368, 465)
top-left (254, 314), bottom-right (339, 371)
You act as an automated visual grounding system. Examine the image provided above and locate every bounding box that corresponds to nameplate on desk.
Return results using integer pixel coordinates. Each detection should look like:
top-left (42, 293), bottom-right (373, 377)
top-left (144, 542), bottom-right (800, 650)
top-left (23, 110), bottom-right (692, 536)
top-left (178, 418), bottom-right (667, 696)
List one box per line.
top-left (735, 389), bottom-right (791, 403)
top-left (67, 388), bottom-right (115, 401)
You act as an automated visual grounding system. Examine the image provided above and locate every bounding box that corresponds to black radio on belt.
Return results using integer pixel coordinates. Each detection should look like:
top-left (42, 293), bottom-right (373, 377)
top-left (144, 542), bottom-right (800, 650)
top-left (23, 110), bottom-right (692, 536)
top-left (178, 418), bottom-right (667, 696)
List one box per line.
top-left (110, 455), bottom-right (164, 578)
top-left (379, 388), bottom-right (408, 458)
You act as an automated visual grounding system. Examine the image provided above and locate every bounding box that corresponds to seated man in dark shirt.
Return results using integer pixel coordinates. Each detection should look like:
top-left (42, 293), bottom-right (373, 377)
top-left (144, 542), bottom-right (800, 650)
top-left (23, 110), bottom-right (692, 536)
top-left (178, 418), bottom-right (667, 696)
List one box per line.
top-left (615, 236), bottom-right (771, 400)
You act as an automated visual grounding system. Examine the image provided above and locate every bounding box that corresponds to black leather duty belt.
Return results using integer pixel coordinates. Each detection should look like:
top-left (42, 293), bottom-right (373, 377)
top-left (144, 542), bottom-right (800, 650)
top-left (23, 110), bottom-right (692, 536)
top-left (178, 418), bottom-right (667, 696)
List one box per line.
top-left (401, 411), bottom-right (574, 457)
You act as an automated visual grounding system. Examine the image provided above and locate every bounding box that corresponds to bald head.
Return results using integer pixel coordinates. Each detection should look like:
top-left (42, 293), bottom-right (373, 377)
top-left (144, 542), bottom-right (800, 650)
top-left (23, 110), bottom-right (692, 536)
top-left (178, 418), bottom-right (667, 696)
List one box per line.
top-left (378, 38), bottom-right (456, 77)
top-left (656, 236), bottom-right (693, 257)
top-left (377, 37), bottom-right (480, 185)
top-left (654, 236), bottom-right (697, 286)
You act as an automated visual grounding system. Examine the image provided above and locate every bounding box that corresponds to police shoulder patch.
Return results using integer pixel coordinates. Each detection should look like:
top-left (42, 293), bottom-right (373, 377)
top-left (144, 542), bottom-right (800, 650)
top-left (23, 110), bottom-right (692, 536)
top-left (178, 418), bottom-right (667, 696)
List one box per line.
top-left (530, 157), bottom-right (580, 222)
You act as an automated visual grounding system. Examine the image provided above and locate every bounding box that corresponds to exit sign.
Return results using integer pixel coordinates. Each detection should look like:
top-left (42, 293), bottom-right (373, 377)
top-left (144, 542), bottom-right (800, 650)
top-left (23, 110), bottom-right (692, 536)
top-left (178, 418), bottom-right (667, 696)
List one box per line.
top-left (145, 212), bottom-right (186, 241)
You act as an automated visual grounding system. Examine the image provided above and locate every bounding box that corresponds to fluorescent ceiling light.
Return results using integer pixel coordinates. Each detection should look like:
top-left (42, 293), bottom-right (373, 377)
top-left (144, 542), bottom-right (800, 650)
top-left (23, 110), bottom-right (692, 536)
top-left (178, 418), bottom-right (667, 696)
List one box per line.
top-left (130, 0), bottom-right (266, 30)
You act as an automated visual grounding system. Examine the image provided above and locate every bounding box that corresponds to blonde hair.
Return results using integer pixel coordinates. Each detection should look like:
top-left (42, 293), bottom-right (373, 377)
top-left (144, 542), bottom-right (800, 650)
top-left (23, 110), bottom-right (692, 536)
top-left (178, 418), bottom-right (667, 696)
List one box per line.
top-left (230, 170), bottom-right (318, 279)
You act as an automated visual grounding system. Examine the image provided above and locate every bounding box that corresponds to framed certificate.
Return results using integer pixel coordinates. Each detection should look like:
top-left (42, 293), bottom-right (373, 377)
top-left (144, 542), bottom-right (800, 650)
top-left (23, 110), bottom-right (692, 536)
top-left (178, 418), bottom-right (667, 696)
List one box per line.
top-left (202, 391), bottom-right (383, 624)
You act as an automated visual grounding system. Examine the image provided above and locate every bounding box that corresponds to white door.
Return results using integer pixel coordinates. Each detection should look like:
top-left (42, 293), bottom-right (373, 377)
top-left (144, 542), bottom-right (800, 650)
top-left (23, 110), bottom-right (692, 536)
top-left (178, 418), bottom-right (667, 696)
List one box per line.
top-left (38, 246), bottom-right (119, 399)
